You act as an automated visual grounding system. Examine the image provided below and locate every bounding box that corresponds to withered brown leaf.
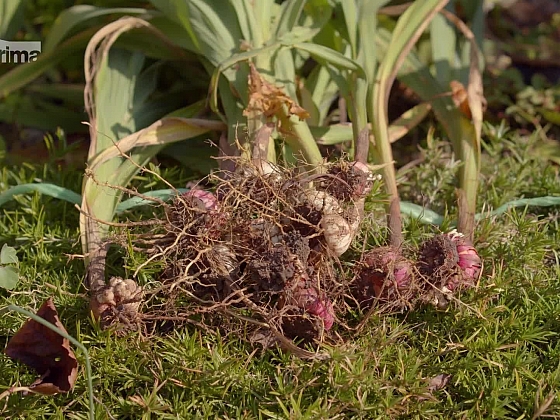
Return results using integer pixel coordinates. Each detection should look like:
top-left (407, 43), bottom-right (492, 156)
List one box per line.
top-left (244, 63), bottom-right (310, 120)
top-left (450, 80), bottom-right (471, 119)
top-left (4, 298), bottom-right (78, 395)
top-left (450, 80), bottom-right (487, 120)
top-left (427, 373), bottom-right (452, 392)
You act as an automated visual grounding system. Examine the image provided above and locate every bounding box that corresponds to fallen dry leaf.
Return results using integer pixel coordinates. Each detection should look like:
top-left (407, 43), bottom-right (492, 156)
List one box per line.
top-left (4, 298), bottom-right (78, 395)
top-left (427, 373), bottom-right (452, 392)
top-left (244, 63), bottom-right (310, 120)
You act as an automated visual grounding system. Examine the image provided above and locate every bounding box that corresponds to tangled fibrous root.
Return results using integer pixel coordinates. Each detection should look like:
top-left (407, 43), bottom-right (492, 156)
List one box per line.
top-left (114, 158), bottom-right (374, 356)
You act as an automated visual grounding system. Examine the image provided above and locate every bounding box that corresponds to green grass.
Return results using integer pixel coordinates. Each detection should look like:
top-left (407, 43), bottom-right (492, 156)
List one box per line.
top-left (1, 129), bottom-right (559, 419)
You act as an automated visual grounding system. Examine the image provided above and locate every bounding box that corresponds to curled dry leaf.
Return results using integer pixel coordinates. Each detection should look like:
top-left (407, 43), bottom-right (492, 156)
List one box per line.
top-left (244, 63), bottom-right (310, 120)
top-left (449, 80), bottom-right (487, 120)
top-left (4, 298), bottom-right (78, 395)
top-left (427, 373), bottom-right (452, 392)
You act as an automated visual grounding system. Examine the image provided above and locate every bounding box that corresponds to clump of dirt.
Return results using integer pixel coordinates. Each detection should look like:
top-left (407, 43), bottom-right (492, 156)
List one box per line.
top-left (319, 160), bottom-right (373, 202)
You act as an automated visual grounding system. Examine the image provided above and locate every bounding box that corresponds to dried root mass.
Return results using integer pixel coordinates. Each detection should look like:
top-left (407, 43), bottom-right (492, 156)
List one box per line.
top-left (95, 159), bottom-right (483, 356)
top-left (110, 159), bottom-right (375, 352)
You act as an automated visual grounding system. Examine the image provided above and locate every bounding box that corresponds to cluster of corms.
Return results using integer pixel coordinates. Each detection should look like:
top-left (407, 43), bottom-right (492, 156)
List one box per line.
top-left (173, 161), bottom-right (374, 338)
top-left (165, 162), bottom-right (482, 339)
top-left (354, 230), bottom-right (482, 311)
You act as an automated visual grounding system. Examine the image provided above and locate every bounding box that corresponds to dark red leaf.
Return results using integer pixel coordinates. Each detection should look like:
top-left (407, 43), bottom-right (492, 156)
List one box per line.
top-left (4, 298), bottom-right (78, 395)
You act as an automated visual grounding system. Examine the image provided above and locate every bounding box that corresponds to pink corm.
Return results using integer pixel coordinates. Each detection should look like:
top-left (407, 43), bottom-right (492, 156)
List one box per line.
top-left (293, 283), bottom-right (335, 330)
top-left (182, 188), bottom-right (218, 211)
top-left (306, 294), bottom-right (335, 330)
top-left (364, 247), bottom-right (412, 297)
top-left (447, 230), bottom-right (482, 282)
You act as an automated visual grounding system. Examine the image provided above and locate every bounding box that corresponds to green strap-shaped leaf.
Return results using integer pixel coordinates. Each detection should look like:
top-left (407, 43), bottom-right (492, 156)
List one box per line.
top-left (400, 202), bottom-right (445, 225)
top-left (0, 183), bottom-right (82, 207)
top-left (231, 0), bottom-right (265, 49)
top-left (116, 189), bottom-right (188, 213)
top-left (0, 28), bottom-right (97, 99)
top-left (0, 0), bottom-right (25, 39)
top-left (44, 5), bottom-right (150, 53)
top-left (293, 43), bottom-right (366, 75)
top-left (274, 0), bottom-right (306, 37)
top-left (401, 196), bottom-right (560, 226)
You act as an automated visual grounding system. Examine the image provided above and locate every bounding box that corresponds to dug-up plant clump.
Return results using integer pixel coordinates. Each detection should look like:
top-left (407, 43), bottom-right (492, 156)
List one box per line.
top-left (88, 157), bottom-right (482, 358)
top-left (90, 157), bottom-right (381, 356)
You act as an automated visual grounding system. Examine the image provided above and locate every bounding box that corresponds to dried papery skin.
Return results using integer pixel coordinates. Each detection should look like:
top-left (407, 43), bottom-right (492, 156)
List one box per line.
top-left (321, 214), bottom-right (353, 257)
top-left (300, 190), bottom-right (342, 216)
top-left (350, 161), bottom-right (375, 198)
top-left (254, 160), bottom-right (283, 179)
top-left (207, 244), bottom-right (238, 278)
top-left (90, 277), bottom-right (143, 325)
top-left (245, 62), bottom-right (310, 119)
top-left (295, 189), bottom-right (359, 257)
